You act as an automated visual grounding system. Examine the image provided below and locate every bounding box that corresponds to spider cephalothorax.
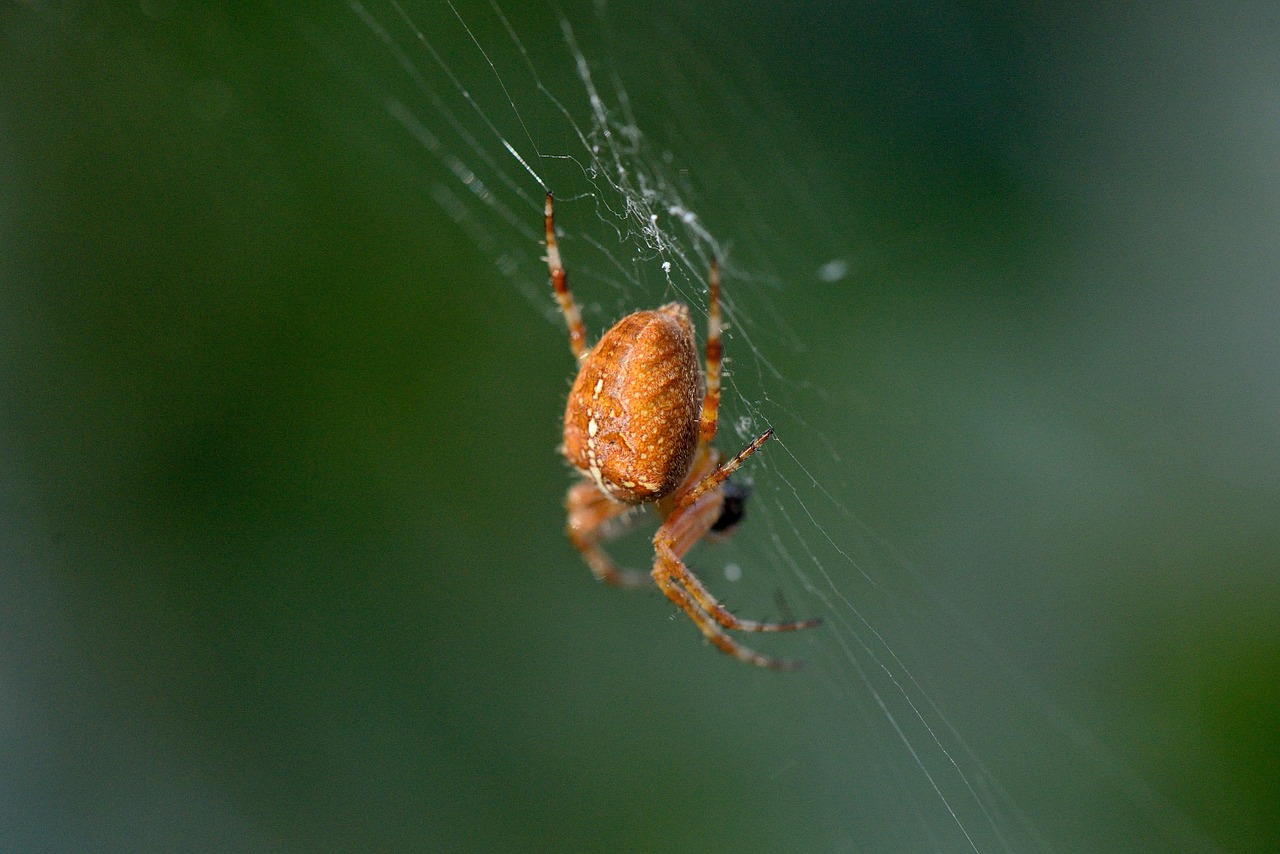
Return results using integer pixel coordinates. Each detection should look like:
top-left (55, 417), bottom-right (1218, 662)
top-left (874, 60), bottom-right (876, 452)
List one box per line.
top-left (545, 194), bottom-right (820, 670)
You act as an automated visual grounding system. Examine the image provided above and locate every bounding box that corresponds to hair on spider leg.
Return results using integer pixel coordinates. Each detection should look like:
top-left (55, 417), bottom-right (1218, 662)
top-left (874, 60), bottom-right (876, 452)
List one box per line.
top-left (773, 589), bottom-right (800, 626)
top-left (663, 581), bottom-right (791, 640)
top-left (596, 503), bottom-right (650, 542)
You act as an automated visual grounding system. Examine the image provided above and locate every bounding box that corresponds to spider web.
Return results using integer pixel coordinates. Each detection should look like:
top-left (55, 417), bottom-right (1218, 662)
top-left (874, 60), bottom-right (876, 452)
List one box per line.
top-left (4, 1), bottom-right (1275, 850)
top-left (293, 1), bottom-right (1249, 850)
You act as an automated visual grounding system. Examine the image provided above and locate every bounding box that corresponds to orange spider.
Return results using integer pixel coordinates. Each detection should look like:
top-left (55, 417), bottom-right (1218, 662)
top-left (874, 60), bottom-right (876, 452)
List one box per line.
top-left (545, 194), bottom-right (820, 670)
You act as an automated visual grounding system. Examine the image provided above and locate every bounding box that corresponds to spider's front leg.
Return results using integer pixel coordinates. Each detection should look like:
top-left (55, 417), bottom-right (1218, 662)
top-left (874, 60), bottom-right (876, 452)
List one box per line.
top-left (652, 490), bottom-right (807, 671)
top-left (566, 481), bottom-right (654, 589)
top-left (651, 445), bottom-right (822, 670)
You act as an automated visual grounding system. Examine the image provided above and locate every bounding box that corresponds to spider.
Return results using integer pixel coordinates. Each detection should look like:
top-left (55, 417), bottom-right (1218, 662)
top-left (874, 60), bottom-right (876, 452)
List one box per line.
top-left (545, 194), bottom-right (820, 670)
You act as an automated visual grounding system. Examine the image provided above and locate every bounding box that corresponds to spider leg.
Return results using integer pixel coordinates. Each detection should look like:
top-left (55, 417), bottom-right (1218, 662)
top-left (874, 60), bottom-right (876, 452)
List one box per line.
top-left (698, 258), bottom-right (722, 445)
top-left (544, 194), bottom-right (588, 361)
top-left (566, 481), bottom-right (653, 588)
top-left (650, 565), bottom-right (800, 670)
top-left (680, 428), bottom-right (773, 510)
top-left (656, 482), bottom-right (821, 637)
top-left (678, 558), bottom-right (822, 634)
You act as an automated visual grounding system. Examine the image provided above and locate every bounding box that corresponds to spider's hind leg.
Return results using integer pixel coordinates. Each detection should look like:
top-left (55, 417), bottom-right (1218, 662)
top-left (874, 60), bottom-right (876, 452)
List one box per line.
top-left (698, 258), bottom-right (723, 445)
top-left (545, 194), bottom-right (588, 361)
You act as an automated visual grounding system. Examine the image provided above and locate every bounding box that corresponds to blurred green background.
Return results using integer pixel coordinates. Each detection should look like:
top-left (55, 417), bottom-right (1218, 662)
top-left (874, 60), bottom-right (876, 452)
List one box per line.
top-left (2, 1), bottom-right (1277, 851)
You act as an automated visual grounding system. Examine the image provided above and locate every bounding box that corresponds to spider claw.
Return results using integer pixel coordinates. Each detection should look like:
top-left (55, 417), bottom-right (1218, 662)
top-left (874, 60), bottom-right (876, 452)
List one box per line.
top-left (744, 648), bottom-right (806, 672)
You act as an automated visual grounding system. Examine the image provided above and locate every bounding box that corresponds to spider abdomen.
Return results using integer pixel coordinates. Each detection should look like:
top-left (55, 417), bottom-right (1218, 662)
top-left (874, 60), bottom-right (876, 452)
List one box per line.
top-left (563, 303), bottom-right (701, 504)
